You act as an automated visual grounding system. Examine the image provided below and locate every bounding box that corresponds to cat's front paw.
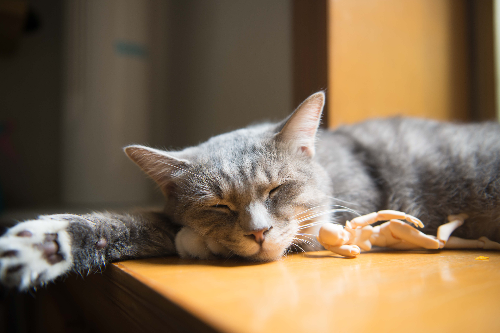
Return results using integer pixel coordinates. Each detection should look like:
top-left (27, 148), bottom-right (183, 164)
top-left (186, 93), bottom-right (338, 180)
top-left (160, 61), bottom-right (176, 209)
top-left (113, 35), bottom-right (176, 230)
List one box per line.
top-left (175, 227), bottom-right (230, 259)
top-left (0, 217), bottom-right (73, 290)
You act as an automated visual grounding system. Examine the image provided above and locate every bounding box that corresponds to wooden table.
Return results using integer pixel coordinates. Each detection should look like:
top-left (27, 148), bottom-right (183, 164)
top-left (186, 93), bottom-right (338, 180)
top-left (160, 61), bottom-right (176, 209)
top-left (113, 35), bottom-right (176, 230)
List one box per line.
top-left (63, 250), bottom-right (500, 333)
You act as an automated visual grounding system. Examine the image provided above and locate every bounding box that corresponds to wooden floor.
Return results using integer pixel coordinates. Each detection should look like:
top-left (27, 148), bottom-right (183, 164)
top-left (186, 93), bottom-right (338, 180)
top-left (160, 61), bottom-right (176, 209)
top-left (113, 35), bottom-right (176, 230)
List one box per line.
top-left (77, 249), bottom-right (500, 333)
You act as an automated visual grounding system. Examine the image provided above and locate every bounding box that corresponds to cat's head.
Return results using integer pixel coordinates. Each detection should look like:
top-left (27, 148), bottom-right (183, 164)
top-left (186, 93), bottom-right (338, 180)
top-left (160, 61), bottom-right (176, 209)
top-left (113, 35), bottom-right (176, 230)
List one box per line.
top-left (125, 92), bottom-right (331, 261)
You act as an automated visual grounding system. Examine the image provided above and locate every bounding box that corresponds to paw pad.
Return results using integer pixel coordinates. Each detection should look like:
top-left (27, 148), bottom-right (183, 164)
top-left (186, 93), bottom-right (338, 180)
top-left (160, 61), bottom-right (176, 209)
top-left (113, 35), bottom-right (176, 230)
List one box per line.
top-left (16, 230), bottom-right (32, 237)
top-left (33, 233), bottom-right (62, 264)
top-left (1, 250), bottom-right (18, 258)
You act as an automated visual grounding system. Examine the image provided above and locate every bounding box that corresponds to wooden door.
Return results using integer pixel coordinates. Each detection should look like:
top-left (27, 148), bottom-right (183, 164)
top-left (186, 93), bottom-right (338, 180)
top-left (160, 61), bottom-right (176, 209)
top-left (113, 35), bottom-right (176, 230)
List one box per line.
top-left (293, 0), bottom-right (496, 129)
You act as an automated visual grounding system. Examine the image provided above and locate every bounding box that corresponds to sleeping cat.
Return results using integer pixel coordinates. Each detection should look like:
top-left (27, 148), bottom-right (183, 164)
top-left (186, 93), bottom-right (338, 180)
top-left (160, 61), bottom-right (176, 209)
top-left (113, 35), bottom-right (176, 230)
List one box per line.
top-left (1, 92), bottom-right (499, 290)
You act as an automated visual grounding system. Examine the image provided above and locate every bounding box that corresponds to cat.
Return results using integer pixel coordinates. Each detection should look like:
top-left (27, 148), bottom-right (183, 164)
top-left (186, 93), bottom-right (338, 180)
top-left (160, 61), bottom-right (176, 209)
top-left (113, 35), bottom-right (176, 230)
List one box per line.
top-left (1, 91), bottom-right (499, 290)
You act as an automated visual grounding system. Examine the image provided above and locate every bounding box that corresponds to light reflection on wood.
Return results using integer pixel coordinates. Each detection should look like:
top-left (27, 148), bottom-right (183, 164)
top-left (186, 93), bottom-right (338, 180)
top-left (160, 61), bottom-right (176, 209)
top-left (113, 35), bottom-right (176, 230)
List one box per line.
top-left (114, 250), bottom-right (500, 333)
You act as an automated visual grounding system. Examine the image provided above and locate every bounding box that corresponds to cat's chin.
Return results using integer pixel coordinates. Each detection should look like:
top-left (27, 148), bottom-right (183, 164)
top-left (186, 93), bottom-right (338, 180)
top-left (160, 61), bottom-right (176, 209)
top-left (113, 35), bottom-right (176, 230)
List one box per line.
top-left (245, 246), bottom-right (286, 262)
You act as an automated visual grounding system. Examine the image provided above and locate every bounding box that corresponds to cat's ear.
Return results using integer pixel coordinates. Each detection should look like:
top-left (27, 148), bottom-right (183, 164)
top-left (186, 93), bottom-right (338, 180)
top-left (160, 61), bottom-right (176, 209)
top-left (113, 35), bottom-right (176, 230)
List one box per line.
top-left (124, 145), bottom-right (190, 193)
top-left (276, 91), bottom-right (325, 157)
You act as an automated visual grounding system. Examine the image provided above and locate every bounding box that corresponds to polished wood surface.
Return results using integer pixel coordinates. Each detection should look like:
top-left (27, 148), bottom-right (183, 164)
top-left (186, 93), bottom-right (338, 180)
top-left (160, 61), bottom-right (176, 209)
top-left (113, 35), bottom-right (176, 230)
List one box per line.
top-left (111, 250), bottom-right (500, 333)
top-left (327, 0), bottom-right (470, 128)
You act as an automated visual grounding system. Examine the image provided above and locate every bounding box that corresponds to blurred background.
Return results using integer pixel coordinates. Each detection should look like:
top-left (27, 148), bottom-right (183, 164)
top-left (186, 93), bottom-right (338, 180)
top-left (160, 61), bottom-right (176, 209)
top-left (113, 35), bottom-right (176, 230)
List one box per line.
top-left (0, 0), bottom-right (294, 215)
top-left (0, 0), bottom-right (499, 216)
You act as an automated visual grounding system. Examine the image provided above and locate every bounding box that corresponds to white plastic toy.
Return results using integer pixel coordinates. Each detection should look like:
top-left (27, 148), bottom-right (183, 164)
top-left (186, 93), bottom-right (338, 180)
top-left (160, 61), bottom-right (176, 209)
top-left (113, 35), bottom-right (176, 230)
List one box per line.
top-left (317, 210), bottom-right (500, 257)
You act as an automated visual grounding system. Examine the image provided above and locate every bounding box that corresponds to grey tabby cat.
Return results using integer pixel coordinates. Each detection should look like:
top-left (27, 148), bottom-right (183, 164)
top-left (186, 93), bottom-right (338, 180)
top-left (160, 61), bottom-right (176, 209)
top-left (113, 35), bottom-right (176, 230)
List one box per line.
top-left (1, 92), bottom-right (499, 290)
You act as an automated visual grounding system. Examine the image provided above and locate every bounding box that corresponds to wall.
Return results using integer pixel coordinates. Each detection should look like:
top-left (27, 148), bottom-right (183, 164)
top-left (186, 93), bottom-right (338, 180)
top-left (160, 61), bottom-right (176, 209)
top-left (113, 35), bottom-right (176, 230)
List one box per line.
top-left (165, 0), bottom-right (292, 149)
top-left (0, 0), bottom-right (293, 209)
top-left (0, 0), bottom-right (63, 209)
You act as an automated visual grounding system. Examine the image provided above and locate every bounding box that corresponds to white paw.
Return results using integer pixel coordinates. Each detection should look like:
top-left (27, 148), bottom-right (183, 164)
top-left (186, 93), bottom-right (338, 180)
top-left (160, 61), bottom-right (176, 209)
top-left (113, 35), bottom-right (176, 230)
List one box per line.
top-left (175, 227), bottom-right (230, 259)
top-left (0, 216), bottom-right (73, 290)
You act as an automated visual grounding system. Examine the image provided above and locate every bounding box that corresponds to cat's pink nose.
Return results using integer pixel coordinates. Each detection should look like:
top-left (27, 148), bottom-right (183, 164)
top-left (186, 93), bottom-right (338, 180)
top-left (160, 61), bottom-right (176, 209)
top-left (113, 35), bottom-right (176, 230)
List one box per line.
top-left (247, 227), bottom-right (272, 245)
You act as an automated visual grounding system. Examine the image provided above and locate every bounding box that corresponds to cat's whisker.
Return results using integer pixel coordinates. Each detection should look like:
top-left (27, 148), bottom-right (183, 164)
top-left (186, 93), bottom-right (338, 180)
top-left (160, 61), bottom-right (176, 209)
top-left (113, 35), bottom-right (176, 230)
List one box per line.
top-left (293, 236), bottom-right (322, 250)
top-left (298, 225), bottom-right (326, 231)
top-left (296, 232), bottom-right (316, 240)
top-left (329, 204), bottom-right (362, 217)
top-left (292, 234), bottom-right (323, 251)
top-left (291, 205), bottom-right (328, 219)
top-left (298, 221), bottom-right (334, 230)
top-left (328, 196), bottom-right (360, 207)
top-left (297, 232), bottom-right (316, 236)
top-left (158, 160), bottom-right (216, 193)
top-left (296, 233), bottom-right (318, 244)
top-left (291, 204), bottom-right (329, 219)
top-left (297, 223), bottom-right (324, 231)
top-left (296, 208), bottom-right (360, 225)
top-left (295, 206), bottom-right (361, 225)
top-left (224, 250), bottom-right (235, 262)
top-left (292, 243), bottom-right (306, 253)
top-left (292, 237), bottom-right (313, 246)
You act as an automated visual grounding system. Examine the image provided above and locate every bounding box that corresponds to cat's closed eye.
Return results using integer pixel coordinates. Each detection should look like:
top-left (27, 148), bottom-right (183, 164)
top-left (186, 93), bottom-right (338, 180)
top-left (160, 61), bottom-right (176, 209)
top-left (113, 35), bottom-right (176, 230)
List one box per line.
top-left (268, 185), bottom-right (283, 198)
top-left (210, 204), bottom-right (231, 212)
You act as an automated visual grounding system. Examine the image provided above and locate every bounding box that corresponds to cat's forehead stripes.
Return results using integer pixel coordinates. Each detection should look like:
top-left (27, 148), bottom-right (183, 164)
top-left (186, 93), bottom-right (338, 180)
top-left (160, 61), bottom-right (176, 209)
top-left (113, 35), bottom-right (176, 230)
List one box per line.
top-left (212, 154), bottom-right (277, 194)
top-left (188, 149), bottom-right (290, 204)
top-left (180, 122), bottom-right (312, 204)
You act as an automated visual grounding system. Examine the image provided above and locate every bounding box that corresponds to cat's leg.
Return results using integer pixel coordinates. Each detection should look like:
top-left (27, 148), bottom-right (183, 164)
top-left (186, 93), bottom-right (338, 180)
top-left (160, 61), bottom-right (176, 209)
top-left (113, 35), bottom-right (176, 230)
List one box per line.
top-left (0, 211), bottom-right (178, 290)
top-left (175, 226), bottom-right (231, 259)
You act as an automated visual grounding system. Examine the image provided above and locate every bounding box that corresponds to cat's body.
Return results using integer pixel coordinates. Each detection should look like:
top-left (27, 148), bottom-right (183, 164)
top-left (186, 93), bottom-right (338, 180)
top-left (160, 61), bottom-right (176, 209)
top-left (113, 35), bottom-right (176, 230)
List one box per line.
top-left (319, 117), bottom-right (500, 240)
top-left (1, 92), bottom-right (499, 290)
